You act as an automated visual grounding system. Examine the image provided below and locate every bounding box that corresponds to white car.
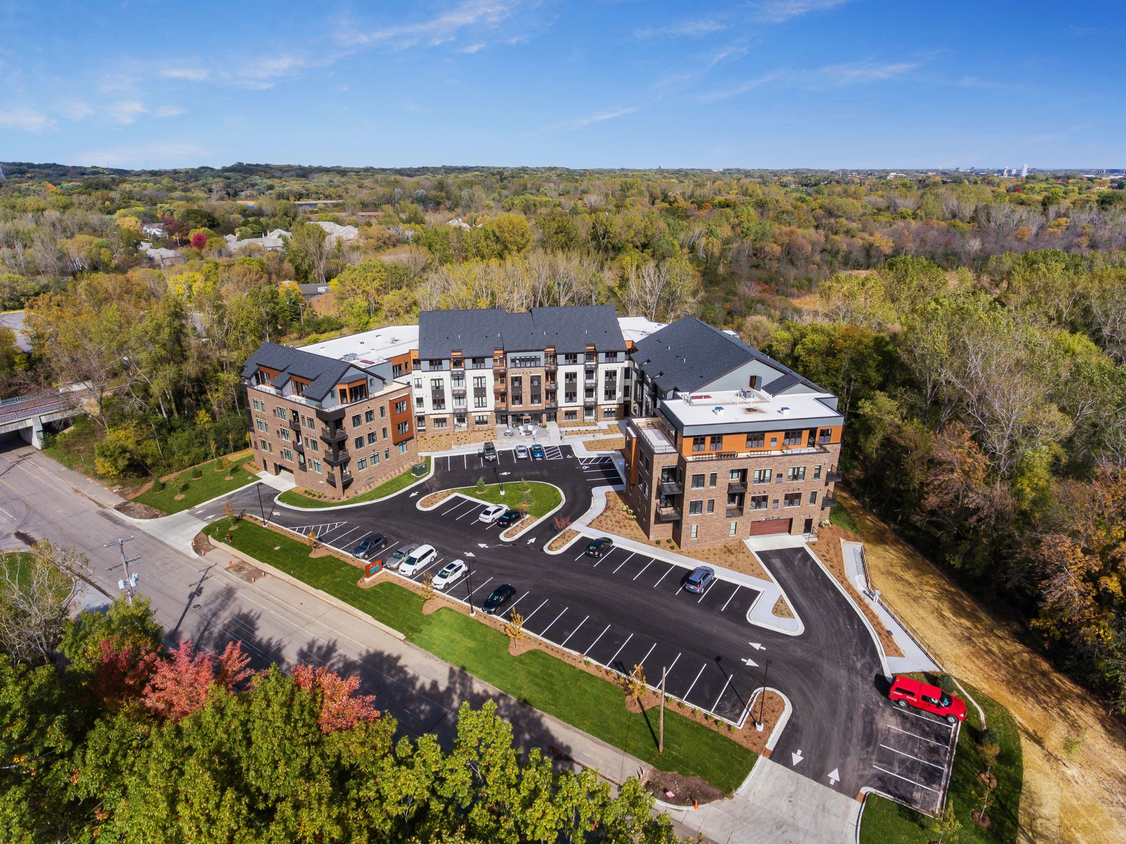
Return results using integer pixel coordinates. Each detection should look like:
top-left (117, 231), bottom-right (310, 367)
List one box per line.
top-left (398, 544), bottom-right (437, 577)
top-left (433, 559), bottom-right (468, 590)
top-left (515, 445), bottom-right (529, 459)
top-left (478, 503), bottom-right (507, 524)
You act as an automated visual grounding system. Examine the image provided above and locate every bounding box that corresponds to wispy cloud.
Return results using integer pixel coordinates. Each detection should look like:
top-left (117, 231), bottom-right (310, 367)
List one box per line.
top-left (697, 58), bottom-right (919, 102)
top-left (697, 71), bottom-right (784, 102)
top-left (821, 60), bottom-right (918, 84)
top-left (752, 0), bottom-right (852, 24)
top-left (549, 105), bottom-right (641, 132)
top-left (155, 105), bottom-right (184, 118)
top-left (77, 142), bottom-right (205, 168)
top-left (460, 42), bottom-right (486, 53)
top-left (108, 100), bottom-right (148, 124)
top-left (61, 101), bottom-right (94, 121)
top-left (228, 53), bottom-right (338, 89)
top-left (635, 17), bottom-right (726, 39)
top-left (0, 107), bottom-right (55, 132)
top-left (342, 0), bottom-right (535, 49)
top-left (160, 66), bottom-right (209, 81)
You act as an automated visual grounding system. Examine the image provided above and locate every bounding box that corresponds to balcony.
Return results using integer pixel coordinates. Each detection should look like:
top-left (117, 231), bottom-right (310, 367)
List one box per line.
top-left (826, 471), bottom-right (842, 484)
top-left (493, 361), bottom-right (506, 371)
top-left (325, 473), bottom-right (354, 491)
top-left (725, 507), bottom-right (744, 518)
top-left (728, 482), bottom-right (747, 494)
top-left (288, 417), bottom-right (301, 432)
top-left (293, 440), bottom-right (305, 454)
top-left (821, 496), bottom-right (837, 509)
top-left (656, 505), bottom-right (682, 523)
top-left (584, 360), bottom-right (597, 370)
top-left (688, 451), bottom-right (737, 461)
top-left (324, 451), bottom-right (351, 468)
top-left (545, 401), bottom-right (558, 410)
top-left (659, 480), bottom-right (683, 496)
top-left (319, 426), bottom-right (346, 445)
top-left (545, 360), bottom-right (557, 371)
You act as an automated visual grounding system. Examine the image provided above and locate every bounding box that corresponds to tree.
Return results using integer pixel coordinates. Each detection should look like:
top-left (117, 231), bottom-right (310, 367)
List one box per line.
top-left (927, 798), bottom-right (962, 844)
top-left (291, 664), bottom-right (380, 733)
top-left (143, 639), bottom-right (252, 721)
top-left (61, 594), bottom-right (163, 676)
top-left (626, 663), bottom-right (647, 704)
top-left (0, 542), bottom-right (90, 665)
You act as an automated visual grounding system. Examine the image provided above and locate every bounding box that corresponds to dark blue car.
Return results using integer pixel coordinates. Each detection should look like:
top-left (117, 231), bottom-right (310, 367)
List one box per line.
top-left (482, 584), bottom-right (516, 615)
top-left (497, 509), bottom-right (522, 527)
top-left (352, 534), bottom-right (386, 559)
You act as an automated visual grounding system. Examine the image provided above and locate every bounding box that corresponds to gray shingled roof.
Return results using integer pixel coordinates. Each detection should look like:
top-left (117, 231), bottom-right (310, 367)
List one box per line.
top-left (419, 306), bottom-right (626, 359)
top-left (633, 316), bottom-right (824, 395)
top-left (241, 342), bottom-right (353, 402)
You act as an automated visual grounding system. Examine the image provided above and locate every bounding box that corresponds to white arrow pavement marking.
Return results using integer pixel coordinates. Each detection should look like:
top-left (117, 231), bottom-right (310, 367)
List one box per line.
top-left (828, 768), bottom-right (840, 785)
top-left (526, 537), bottom-right (536, 544)
top-left (478, 543), bottom-right (489, 548)
top-left (741, 658), bottom-right (758, 667)
top-left (500, 471), bottom-right (512, 476)
top-left (409, 492), bottom-right (419, 497)
top-left (463, 552), bottom-right (475, 558)
top-left (749, 643), bottom-right (765, 650)
top-left (791, 750), bottom-right (804, 766)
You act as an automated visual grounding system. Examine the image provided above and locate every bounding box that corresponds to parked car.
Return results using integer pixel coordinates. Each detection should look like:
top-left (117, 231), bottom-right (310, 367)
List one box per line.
top-left (585, 537), bottom-right (614, 558)
top-left (479, 503), bottom-right (507, 524)
top-left (352, 534), bottom-right (386, 559)
top-left (530, 443), bottom-right (545, 460)
top-left (515, 445), bottom-right (529, 459)
top-left (888, 675), bottom-right (967, 724)
top-left (482, 584), bottom-right (516, 614)
top-left (387, 544), bottom-right (416, 571)
top-left (398, 544), bottom-right (437, 577)
top-left (683, 565), bottom-right (715, 594)
top-left (497, 509), bottom-right (522, 528)
top-left (483, 441), bottom-right (497, 461)
top-left (433, 559), bottom-right (468, 590)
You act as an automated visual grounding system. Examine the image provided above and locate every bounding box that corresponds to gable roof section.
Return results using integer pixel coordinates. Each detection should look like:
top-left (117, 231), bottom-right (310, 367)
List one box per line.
top-left (419, 306), bottom-right (626, 359)
top-left (241, 342), bottom-right (353, 402)
top-left (633, 316), bottom-right (825, 396)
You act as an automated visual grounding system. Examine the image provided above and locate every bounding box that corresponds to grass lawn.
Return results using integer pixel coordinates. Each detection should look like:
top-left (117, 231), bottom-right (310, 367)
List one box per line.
top-left (457, 481), bottom-right (562, 518)
top-left (860, 676), bottom-right (1023, 844)
top-left (132, 451), bottom-right (256, 515)
top-left (829, 501), bottom-right (859, 533)
top-left (204, 516), bottom-right (755, 792)
top-left (277, 458), bottom-right (431, 509)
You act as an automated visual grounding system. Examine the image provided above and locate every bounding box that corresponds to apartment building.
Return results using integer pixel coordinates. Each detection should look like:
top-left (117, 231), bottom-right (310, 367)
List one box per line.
top-left (414, 306), bottom-right (631, 432)
top-left (622, 317), bottom-right (843, 544)
top-left (242, 342), bottom-right (418, 501)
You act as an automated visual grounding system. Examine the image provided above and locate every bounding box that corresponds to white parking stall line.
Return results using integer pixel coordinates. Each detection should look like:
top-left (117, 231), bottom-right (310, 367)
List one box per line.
top-left (683, 663), bottom-right (708, 701)
top-left (871, 765), bottom-right (939, 792)
top-left (697, 578), bottom-right (719, 603)
top-left (712, 674), bottom-right (734, 711)
top-left (444, 456), bottom-right (452, 471)
top-left (892, 707), bottom-right (956, 729)
top-left (506, 590), bottom-right (533, 613)
top-left (521, 598), bottom-right (550, 625)
top-left (560, 616), bottom-right (589, 649)
top-left (675, 582), bottom-right (687, 596)
top-left (574, 547), bottom-right (589, 562)
top-left (665, 652), bottom-right (682, 679)
top-left (585, 624), bottom-right (611, 654)
top-left (456, 504), bottom-right (486, 521)
top-left (331, 526), bottom-right (364, 545)
top-left (653, 565), bottom-right (675, 588)
top-left (879, 744), bottom-right (947, 769)
top-left (637, 642), bottom-right (657, 669)
top-left (539, 607), bottom-right (569, 637)
top-left (886, 725), bottom-right (951, 747)
top-left (468, 576), bottom-right (494, 597)
top-left (441, 500), bottom-right (468, 516)
top-left (607, 633), bottom-right (634, 668)
top-left (720, 586), bottom-right (741, 613)
top-left (414, 557), bottom-right (445, 578)
top-left (463, 454), bottom-right (468, 469)
top-left (632, 558), bottom-right (655, 581)
top-left (592, 551), bottom-right (612, 568)
top-left (612, 552), bottom-right (636, 573)
top-left (383, 540), bottom-right (400, 553)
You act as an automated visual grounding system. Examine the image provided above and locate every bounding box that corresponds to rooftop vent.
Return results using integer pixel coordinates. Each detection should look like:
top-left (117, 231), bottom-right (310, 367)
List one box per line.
top-left (342, 353), bottom-right (357, 362)
top-left (779, 406), bottom-right (791, 416)
top-left (713, 406), bottom-right (724, 415)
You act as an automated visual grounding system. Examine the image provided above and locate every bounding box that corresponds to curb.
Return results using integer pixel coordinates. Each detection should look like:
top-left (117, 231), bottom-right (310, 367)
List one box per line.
top-left (543, 530), bottom-right (585, 555)
top-left (271, 459), bottom-right (435, 512)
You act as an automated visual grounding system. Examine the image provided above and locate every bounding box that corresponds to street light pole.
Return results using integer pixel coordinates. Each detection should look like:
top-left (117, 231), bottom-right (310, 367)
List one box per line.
top-left (465, 562), bottom-right (476, 616)
top-left (756, 658), bottom-right (773, 730)
top-left (255, 482), bottom-right (267, 524)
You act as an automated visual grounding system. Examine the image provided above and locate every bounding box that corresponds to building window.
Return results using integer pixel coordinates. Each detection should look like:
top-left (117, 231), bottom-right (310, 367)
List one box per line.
top-left (603, 407), bottom-right (616, 419)
top-left (475, 414), bottom-right (489, 425)
top-left (434, 418), bottom-right (447, 429)
top-left (787, 466), bottom-right (806, 482)
top-left (750, 495), bottom-right (768, 510)
top-left (416, 397), bottom-right (426, 408)
top-left (707, 499), bottom-right (715, 514)
top-left (746, 432), bottom-right (765, 448)
top-left (688, 500), bottom-right (703, 515)
top-left (368, 432), bottom-right (378, 445)
top-left (352, 414), bottom-right (362, 427)
top-left (584, 407), bottom-right (595, 420)
top-left (382, 427), bottom-right (388, 439)
top-left (309, 439), bottom-right (318, 453)
top-left (280, 428), bottom-right (290, 441)
top-left (259, 438), bottom-right (268, 451)
top-left (820, 428), bottom-right (832, 444)
top-left (365, 410), bottom-right (375, 423)
top-left (313, 459), bottom-right (321, 473)
top-left (783, 492), bottom-right (802, 507)
top-left (397, 422), bottom-right (410, 435)
top-left (399, 442), bottom-right (409, 454)
top-left (692, 436), bottom-right (706, 453)
top-left (730, 469), bottom-right (742, 480)
top-left (691, 474), bottom-right (705, 489)
top-left (690, 524), bottom-right (698, 539)
top-left (395, 400), bottom-right (407, 414)
top-left (356, 457), bottom-right (367, 470)
top-left (814, 465), bottom-right (822, 480)
top-left (564, 410), bottom-right (577, 421)
top-left (783, 430), bottom-right (803, 446)
top-left (354, 437), bottom-right (363, 450)
top-left (730, 521), bottom-right (738, 536)
top-left (474, 395), bottom-right (487, 408)
top-left (282, 448), bottom-right (294, 462)
top-left (709, 435), bottom-right (723, 451)
top-left (606, 351), bottom-right (619, 362)
top-left (753, 469), bottom-right (770, 485)
top-left (381, 406), bottom-right (387, 417)
top-left (809, 491), bottom-right (818, 505)
top-left (384, 448), bottom-right (390, 461)
top-left (709, 473), bottom-right (717, 488)
top-left (371, 451), bottom-right (380, 464)
top-left (256, 418), bottom-right (265, 431)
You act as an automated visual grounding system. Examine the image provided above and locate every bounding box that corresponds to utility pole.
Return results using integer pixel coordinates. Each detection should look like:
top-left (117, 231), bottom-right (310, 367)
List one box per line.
top-left (465, 562), bottom-right (476, 616)
top-left (756, 659), bottom-right (773, 730)
top-left (659, 665), bottom-right (666, 754)
top-left (255, 483), bottom-right (267, 524)
top-left (104, 537), bottom-right (139, 605)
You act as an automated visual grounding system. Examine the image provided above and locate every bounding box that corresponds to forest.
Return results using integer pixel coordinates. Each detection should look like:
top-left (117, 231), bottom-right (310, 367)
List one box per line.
top-left (1, 162), bottom-right (1125, 716)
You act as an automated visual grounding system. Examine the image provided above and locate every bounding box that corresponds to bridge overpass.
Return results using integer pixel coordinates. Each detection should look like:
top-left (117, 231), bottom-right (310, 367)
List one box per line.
top-left (0, 392), bottom-right (84, 449)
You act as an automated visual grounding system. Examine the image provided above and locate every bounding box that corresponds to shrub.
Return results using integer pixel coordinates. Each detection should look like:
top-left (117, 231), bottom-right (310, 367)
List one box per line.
top-left (190, 467), bottom-right (203, 479)
top-left (150, 477), bottom-right (166, 493)
top-left (553, 515), bottom-right (572, 531)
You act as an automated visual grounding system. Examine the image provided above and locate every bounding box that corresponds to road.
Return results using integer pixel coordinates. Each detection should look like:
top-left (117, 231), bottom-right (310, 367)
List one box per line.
top-left (215, 444), bottom-right (928, 801)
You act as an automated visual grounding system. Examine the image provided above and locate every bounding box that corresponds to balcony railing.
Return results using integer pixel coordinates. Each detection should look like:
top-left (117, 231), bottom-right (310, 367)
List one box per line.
top-left (747, 501), bottom-right (770, 511)
top-left (826, 471), bottom-right (842, 483)
top-left (656, 506), bottom-right (682, 522)
top-left (324, 451), bottom-right (351, 468)
top-left (288, 417), bottom-right (301, 431)
top-left (821, 496), bottom-right (837, 509)
top-left (725, 507), bottom-right (744, 518)
top-left (728, 482), bottom-right (747, 494)
top-left (659, 480), bottom-right (683, 496)
top-left (687, 451), bottom-right (737, 461)
top-left (319, 426), bottom-right (346, 444)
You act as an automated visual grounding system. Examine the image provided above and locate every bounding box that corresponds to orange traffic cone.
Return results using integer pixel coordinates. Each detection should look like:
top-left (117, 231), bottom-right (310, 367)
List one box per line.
top-left (693, 800), bottom-right (699, 810)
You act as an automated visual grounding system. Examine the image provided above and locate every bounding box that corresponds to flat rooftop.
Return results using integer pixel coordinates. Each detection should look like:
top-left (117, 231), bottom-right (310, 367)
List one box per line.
top-left (661, 389), bottom-right (842, 431)
top-left (618, 316), bottom-right (667, 345)
top-left (298, 324), bottom-right (419, 367)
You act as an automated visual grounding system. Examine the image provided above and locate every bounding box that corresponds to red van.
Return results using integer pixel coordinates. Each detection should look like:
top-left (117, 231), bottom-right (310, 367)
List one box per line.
top-left (888, 676), bottom-right (967, 724)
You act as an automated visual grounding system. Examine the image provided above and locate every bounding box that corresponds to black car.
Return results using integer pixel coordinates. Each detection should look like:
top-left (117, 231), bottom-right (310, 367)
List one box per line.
top-left (497, 509), bottom-right (522, 528)
top-left (352, 534), bottom-right (386, 559)
top-left (482, 584), bottom-right (516, 615)
top-left (585, 537), bottom-right (614, 558)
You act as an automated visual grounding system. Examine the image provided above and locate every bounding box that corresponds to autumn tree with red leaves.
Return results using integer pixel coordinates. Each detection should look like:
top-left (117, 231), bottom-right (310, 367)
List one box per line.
top-left (292, 664), bottom-right (379, 733)
top-left (143, 639), bottom-right (252, 721)
top-left (89, 639), bottom-right (160, 708)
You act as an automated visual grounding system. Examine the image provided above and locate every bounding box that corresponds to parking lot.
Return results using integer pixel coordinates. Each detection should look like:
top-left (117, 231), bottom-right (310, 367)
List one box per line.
top-left (870, 705), bottom-right (958, 815)
top-left (578, 455), bottom-right (623, 486)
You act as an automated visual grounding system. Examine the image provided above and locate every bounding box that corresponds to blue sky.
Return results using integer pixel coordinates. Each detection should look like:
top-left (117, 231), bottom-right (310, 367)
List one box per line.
top-left (1, 1), bottom-right (1123, 169)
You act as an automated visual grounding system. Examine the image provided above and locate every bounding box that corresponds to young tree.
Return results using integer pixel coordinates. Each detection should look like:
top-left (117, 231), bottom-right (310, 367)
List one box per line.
top-left (0, 541), bottom-right (91, 665)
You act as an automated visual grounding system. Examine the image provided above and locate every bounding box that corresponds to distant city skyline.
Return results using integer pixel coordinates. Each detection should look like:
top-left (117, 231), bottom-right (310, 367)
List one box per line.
top-left (0, 1), bottom-right (1123, 170)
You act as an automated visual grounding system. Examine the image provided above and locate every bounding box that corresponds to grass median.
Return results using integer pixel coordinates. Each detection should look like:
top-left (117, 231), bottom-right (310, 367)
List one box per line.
top-left (457, 480), bottom-right (561, 518)
top-left (278, 458), bottom-right (431, 509)
top-left (132, 451), bottom-right (256, 515)
top-left (204, 516), bottom-right (755, 792)
top-left (859, 676), bottom-right (1023, 844)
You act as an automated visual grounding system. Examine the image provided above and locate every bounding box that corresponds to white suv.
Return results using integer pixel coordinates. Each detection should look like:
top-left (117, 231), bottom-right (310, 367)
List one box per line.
top-left (398, 544), bottom-right (437, 577)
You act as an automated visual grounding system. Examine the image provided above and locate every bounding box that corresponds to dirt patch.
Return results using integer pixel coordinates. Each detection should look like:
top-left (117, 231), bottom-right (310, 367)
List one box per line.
top-left (772, 595), bottom-right (794, 618)
top-left (418, 429), bottom-right (494, 451)
top-left (421, 489), bottom-right (456, 508)
top-left (589, 490), bottom-right (669, 548)
top-left (689, 540), bottom-right (772, 581)
top-left (644, 769), bottom-right (726, 807)
top-left (309, 545), bottom-right (336, 559)
top-left (115, 500), bottom-right (164, 520)
top-left (837, 489), bottom-right (1126, 844)
top-left (582, 436), bottom-right (626, 451)
top-left (173, 493), bottom-right (186, 501)
top-left (547, 528), bottom-right (581, 551)
top-left (192, 531), bottom-right (214, 557)
top-left (809, 523), bottom-right (903, 658)
top-left (508, 636), bottom-right (538, 656)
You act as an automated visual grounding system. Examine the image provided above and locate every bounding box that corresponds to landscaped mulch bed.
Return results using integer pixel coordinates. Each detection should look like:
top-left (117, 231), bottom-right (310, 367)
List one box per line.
top-left (643, 769), bottom-right (725, 807)
top-left (115, 500), bottom-right (164, 519)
